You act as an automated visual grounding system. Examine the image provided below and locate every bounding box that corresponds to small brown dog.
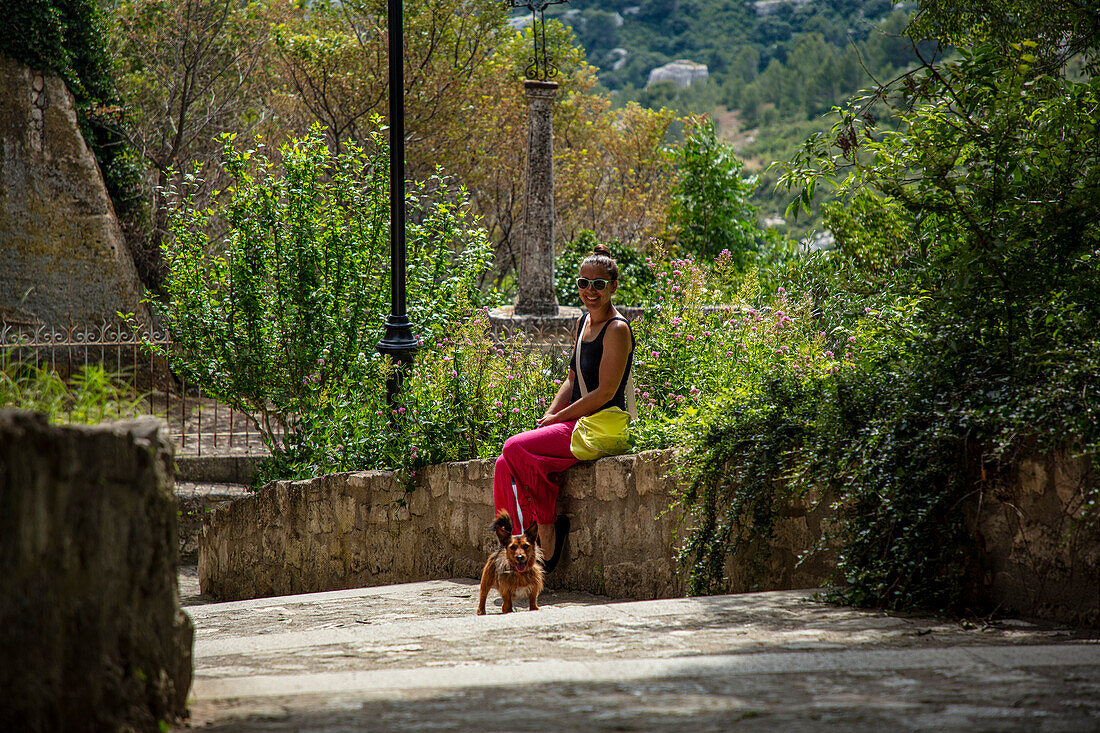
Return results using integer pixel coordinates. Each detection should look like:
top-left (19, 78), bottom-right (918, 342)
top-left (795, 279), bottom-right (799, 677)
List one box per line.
top-left (477, 510), bottom-right (544, 615)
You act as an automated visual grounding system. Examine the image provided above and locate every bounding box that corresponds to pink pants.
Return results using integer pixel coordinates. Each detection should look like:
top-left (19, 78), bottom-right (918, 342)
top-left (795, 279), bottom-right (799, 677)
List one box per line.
top-left (493, 420), bottom-right (578, 533)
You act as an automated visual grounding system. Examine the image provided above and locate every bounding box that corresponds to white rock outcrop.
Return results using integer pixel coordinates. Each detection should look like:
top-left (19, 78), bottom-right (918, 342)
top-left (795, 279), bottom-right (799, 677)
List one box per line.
top-left (645, 59), bottom-right (709, 89)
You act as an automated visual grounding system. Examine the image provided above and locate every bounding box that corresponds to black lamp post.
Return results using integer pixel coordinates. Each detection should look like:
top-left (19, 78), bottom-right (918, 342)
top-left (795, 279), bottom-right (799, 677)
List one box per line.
top-left (377, 0), bottom-right (419, 400)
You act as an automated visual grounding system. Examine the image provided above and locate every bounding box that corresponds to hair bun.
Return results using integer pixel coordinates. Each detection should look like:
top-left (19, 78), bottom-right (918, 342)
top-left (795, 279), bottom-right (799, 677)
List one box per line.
top-left (592, 243), bottom-right (612, 257)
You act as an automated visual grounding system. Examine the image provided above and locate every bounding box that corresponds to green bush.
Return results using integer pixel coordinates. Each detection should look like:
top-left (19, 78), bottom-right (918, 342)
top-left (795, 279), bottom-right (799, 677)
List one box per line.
top-left (670, 2), bottom-right (1100, 612)
top-left (159, 123), bottom-right (563, 484)
top-left (667, 117), bottom-right (762, 265)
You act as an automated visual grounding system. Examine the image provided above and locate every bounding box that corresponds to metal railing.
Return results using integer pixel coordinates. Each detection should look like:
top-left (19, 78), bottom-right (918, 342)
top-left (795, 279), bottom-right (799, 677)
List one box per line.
top-left (0, 320), bottom-right (270, 456)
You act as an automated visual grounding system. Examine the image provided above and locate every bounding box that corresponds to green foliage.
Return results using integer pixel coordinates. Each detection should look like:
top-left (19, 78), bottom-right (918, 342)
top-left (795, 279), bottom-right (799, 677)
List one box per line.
top-left (667, 117), bottom-right (762, 263)
top-left (264, 312), bottom-right (561, 482)
top-left (159, 124), bottom-right (532, 483)
top-left (0, 357), bottom-right (148, 424)
top-left (671, 2), bottom-right (1100, 612)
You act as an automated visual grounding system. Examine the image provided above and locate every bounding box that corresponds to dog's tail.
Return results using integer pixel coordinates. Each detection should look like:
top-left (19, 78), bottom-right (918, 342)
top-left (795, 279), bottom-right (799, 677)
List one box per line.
top-left (492, 510), bottom-right (514, 537)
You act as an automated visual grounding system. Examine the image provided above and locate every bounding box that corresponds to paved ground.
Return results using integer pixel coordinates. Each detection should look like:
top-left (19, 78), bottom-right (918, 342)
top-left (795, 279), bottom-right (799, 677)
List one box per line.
top-left (176, 569), bottom-right (1100, 731)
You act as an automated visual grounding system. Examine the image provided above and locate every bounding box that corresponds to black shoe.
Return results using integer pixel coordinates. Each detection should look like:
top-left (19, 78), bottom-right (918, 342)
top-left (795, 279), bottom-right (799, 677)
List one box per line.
top-left (542, 515), bottom-right (570, 573)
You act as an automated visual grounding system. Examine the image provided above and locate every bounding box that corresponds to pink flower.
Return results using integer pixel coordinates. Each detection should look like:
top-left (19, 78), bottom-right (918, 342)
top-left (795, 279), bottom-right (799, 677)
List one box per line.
top-left (398, 407), bottom-right (406, 414)
top-left (672, 286), bottom-right (681, 293)
top-left (651, 351), bottom-right (659, 358)
top-left (824, 351), bottom-right (834, 358)
top-left (848, 336), bottom-right (857, 343)
top-left (512, 407), bottom-right (520, 413)
top-left (494, 400), bottom-right (503, 407)
top-left (686, 335), bottom-right (695, 341)
top-left (726, 351), bottom-right (733, 357)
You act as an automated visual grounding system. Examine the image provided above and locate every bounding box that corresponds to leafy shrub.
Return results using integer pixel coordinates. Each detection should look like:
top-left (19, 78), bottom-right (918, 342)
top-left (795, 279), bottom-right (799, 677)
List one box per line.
top-left (667, 117), bottom-right (762, 265)
top-left (159, 124), bottom-right (498, 480)
top-left (266, 310), bottom-right (563, 481)
top-left (671, 4), bottom-right (1100, 612)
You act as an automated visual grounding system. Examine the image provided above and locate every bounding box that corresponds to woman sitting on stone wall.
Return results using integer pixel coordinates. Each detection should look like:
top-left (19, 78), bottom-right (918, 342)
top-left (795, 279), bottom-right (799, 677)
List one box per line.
top-left (492, 244), bottom-right (636, 572)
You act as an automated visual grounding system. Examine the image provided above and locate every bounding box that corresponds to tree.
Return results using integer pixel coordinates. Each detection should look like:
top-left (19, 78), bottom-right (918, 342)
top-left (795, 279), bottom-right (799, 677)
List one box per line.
top-left (768, 0), bottom-right (1100, 610)
top-left (111, 0), bottom-right (272, 286)
top-left (667, 117), bottom-right (761, 265)
top-left (273, 0), bottom-right (506, 164)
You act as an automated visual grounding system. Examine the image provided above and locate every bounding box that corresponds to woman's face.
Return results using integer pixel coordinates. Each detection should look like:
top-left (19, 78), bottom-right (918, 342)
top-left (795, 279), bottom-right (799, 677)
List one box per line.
top-left (577, 262), bottom-right (617, 310)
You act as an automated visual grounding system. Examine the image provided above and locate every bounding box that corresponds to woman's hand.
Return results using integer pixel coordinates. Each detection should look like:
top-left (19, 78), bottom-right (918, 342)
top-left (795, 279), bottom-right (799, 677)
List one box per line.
top-left (537, 411), bottom-right (560, 428)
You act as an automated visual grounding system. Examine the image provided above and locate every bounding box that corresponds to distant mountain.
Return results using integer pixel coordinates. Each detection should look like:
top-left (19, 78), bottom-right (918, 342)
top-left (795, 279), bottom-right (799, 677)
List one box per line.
top-left (542, 0), bottom-right (935, 234)
top-left (549, 0), bottom-right (907, 91)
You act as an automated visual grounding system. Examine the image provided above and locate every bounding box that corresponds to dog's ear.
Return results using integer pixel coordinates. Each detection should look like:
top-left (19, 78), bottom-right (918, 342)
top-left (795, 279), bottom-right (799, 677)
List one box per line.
top-left (492, 511), bottom-right (513, 546)
top-left (524, 520), bottom-right (539, 545)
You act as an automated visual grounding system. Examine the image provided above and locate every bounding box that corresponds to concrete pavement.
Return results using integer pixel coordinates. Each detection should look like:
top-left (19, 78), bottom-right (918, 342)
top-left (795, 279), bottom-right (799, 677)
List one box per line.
top-left (176, 572), bottom-right (1100, 731)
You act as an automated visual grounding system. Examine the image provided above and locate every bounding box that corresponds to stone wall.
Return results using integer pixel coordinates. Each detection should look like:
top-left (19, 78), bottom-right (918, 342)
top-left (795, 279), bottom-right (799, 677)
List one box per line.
top-left (198, 450), bottom-right (835, 602)
top-left (968, 449), bottom-right (1098, 627)
top-left (0, 55), bottom-right (148, 327)
top-left (199, 446), bottom-right (1097, 626)
top-left (0, 411), bottom-right (193, 731)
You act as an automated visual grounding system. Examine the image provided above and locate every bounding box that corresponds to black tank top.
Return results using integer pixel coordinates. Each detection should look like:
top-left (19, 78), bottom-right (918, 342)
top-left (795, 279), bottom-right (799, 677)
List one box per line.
top-left (569, 313), bottom-right (635, 412)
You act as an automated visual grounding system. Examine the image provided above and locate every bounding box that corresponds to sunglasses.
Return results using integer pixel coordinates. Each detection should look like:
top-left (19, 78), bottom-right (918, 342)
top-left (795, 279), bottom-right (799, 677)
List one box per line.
top-left (576, 277), bottom-right (612, 291)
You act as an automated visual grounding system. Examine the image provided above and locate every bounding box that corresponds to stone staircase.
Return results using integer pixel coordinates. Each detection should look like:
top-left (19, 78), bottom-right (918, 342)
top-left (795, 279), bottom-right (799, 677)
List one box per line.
top-left (175, 456), bottom-right (260, 563)
top-left (175, 580), bottom-right (1100, 731)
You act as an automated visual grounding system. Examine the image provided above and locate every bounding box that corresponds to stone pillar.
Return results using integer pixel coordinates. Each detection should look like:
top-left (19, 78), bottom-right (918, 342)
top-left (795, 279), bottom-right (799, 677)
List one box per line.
top-left (515, 80), bottom-right (560, 316)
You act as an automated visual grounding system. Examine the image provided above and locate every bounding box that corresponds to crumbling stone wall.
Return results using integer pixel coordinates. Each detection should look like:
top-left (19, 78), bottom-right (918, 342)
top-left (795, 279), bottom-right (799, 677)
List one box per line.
top-left (0, 411), bottom-right (192, 732)
top-left (197, 450), bottom-right (834, 602)
top-left (0, 55), bottom-right (148, 327)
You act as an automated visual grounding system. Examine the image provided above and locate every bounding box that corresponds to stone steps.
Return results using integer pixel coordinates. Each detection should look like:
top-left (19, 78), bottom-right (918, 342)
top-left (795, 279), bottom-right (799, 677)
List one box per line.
top-left (177, 581), bottom-right (1100, 731)
top-left (176, 482), bottom-right (250, 563)
top-left (174, 455), bottom-right (258, 563)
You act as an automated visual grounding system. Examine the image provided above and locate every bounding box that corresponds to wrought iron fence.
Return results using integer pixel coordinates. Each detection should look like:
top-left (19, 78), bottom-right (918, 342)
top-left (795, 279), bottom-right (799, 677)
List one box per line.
top-left (0, 320), bottom-right (271, 457)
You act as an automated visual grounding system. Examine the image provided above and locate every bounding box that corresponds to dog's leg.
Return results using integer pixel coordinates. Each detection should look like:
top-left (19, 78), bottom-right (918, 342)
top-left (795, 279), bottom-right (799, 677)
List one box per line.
top-left (528, 590), bottom-right (539, 611)
top-left (501, 589), bottom-right (513, 614)
top-left (477, 563), bottom-right (495, 616)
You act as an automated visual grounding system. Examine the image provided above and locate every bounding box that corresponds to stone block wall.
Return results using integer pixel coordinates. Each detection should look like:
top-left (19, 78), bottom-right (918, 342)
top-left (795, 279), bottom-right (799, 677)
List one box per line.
top-left (0, 411), bottom-right (193, 732)
top-left (968, 449), bottom-right (1098, 627)
top-left (197, 450), bottom-right (836, 603)
top-left (199, 445), bottom-right (1097, 626)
